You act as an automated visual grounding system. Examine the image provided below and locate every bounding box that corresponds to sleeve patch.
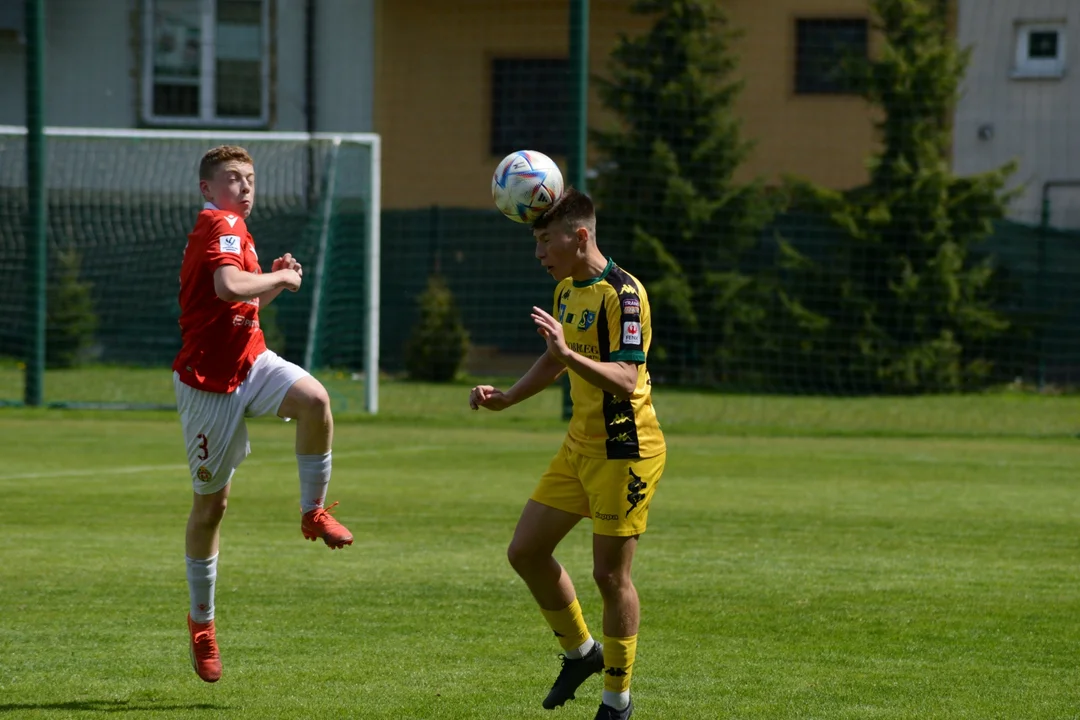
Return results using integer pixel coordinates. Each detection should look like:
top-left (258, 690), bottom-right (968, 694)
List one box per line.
top-left (218, 235), bottom-right (242, 255)
top-left (622, 321), bottom-right (641, 346)
top-left (621, 297), bottom-right (640, 316)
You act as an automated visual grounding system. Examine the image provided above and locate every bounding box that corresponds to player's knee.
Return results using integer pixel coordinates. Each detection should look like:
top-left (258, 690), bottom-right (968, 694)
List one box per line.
top-left (294, 379), bottom-right (331, 418)
top-left (507, 539), bottom-right (543, 574)
top-left (192, 495), bottom-right (228, 527)
top-left (592, 565), bottom-right (632, 595)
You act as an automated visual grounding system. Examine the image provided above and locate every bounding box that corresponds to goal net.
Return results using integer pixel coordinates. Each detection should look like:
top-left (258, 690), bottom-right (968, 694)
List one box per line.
top-left (0, 127), bottom-right (380, 411)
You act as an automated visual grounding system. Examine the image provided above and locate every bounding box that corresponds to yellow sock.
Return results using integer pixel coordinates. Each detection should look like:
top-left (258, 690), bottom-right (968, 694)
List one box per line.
top-left (602, 634), bottom-right (637, 697)
top-left (539, 599), bottom-right (592, 654)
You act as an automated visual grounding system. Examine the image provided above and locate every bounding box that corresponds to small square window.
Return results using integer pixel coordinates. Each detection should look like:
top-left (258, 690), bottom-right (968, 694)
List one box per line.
top-left (795, 18), bottom-right (869, 95)
top-left (490, 58), bottom-right (569, 157)
top-left (1013, 22), bottom-right (1066, 79)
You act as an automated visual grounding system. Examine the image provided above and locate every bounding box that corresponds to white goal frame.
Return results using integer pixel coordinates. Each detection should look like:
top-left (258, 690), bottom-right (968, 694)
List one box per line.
top-left (0, 125), bottom-right (382, 414)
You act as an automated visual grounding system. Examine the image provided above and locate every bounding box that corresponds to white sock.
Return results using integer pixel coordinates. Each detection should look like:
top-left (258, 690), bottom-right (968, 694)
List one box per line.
top-left (297, 452), bottom-right (332, 513)
top-left (186, 554), bottom-right (218, 622)
top-left (564, 636), bottom-right (596, 660)
top-left (603, 690), bottom-right (630, 710)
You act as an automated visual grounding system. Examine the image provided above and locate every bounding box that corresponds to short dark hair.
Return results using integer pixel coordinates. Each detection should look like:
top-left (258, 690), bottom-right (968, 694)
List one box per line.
top-left (199, 145), bottom-right (253, 181)
top-left (532, 187), bottom-right (596, 232)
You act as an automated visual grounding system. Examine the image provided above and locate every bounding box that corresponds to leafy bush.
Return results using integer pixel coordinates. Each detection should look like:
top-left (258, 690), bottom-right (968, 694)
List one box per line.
top-left (405, 274), bottom-right (469, 382)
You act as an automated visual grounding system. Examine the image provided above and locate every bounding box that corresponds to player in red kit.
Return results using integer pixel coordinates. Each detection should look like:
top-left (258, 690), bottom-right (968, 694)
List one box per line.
top-left (173, 145), bottom-right (353, 683)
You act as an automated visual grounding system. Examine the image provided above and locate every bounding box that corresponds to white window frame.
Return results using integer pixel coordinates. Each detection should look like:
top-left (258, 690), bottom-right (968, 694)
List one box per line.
top-left (1013, 21), bottom-right (1066, 79)
top-left (141, 0), bottom-right (271, 127)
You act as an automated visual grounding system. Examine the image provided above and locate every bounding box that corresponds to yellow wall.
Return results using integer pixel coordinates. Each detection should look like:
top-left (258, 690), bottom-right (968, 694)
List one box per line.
top-left (376, 0), bottom-right (880, 209)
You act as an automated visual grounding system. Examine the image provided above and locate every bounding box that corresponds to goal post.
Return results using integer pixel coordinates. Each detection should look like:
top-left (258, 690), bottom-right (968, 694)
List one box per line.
top-left (0, 125), bottom-right (381, 413)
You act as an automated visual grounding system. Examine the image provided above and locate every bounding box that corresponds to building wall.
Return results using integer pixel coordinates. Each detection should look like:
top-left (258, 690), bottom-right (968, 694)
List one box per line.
top-left (954, 0), bottom-right (1080, 226)
top-left (0, 0), bottom-right (137, 128)
top-left (376, 0), bottom-right (880, 209)
top-left (315, 0), bottom-right (375, 133)
top-left (726, 0), bottom-right (879, 192)
top-left (0, 0), bottom-right (375, 134)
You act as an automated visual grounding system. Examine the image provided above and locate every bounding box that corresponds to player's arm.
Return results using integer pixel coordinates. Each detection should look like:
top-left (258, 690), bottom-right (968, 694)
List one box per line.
top-left (531, 284), bottom-right (644, 399)
top-left (554, 349), bottom-right (637, 399)
top-left (214, 265), bottom-right (300, 303)
top-left (470, 351), bottom-right (565, 411)
top-left (531, 304), bottom-right (637, 398)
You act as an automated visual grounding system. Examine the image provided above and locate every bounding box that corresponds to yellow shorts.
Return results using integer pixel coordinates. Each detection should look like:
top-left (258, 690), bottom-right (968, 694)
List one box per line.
top-left (531, 442), bottom-right (666, 537)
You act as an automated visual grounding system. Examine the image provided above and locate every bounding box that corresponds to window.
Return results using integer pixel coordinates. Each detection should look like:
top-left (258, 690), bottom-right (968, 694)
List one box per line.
top-left (795, 18), bottom-right (869, 95)
top-left (491, 58), bottom-right (569, 157)
top-left (142, 0), bottom-right (270, 127)
top-left (1013, 21), bottom-right (1066, 79)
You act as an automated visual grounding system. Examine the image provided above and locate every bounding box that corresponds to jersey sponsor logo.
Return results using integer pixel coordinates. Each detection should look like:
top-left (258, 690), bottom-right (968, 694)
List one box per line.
top-left (232, 314), bottom-right (260, 329)
top-left (218, 235), bottom-right (242, 255)
top-left (558, 303), bottom-right (567, 322)
top-left (576, 309), bottom-right (596, 331)
top-left (622, 321), bottom-right (641, 346)
top-left (224, 214), bottom-right (239, 228)
top-left (622, 297), bottom-right (640, 316)
top-left (568, 341), bottom-right (599, 356)
top-left (619, 284), bottom-right (637, 295)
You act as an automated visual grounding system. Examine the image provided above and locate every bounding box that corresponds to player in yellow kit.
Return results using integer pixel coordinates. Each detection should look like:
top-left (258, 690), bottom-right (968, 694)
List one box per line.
top-left (470, 188), bottom-right (665, 720)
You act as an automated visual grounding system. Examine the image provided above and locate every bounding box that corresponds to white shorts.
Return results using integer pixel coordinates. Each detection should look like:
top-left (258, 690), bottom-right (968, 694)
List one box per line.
top-left (173, 349), bottom-right (310, 495)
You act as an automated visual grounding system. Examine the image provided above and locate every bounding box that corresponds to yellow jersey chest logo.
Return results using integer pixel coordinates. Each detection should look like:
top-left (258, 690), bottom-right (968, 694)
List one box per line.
top-left (558, 291), bottom-right (600, 333)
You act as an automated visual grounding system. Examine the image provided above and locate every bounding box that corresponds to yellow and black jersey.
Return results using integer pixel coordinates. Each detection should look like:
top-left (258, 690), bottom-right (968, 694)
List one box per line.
top-left (553, 258), bottom-right (665, 460)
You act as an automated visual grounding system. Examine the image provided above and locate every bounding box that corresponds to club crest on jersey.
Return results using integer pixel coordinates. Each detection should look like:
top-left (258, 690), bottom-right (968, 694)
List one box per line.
top-left (622, 321), bottom-right (641, 346)
top-left (218, 235), bottom-right (241, 254)
top-left (577, 309), bottom-right (596, 331)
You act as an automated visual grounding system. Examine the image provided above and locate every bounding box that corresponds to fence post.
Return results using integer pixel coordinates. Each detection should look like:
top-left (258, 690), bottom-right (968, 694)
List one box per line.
top-left (24, 0), bottom-right (47, 407)
top-left (563, 0), bottom-right (589, 421)
top-left (1037, 190), bottom-right (1050, 391)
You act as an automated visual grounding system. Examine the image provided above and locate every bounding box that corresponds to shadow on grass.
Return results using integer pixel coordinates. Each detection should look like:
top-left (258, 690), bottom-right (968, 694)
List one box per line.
top-left (0, 699), bottom-right (227, 714)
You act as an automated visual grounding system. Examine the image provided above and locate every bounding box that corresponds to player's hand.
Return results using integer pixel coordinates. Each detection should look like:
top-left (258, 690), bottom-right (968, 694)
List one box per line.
top-left (272, 253), bottom-right (303, 278)
top-left (531, 306), bottom-right (570, 362)
top-left (469, 385), bottom-right (513, 411)
top-left (277, 268), bottom-right (302, 292)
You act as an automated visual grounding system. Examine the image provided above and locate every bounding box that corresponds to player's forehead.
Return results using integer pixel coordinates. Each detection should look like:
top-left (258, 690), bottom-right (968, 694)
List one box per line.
top-left (533, 223), bottom-right (568, 241)
top-left (213, 160), bottom-right (255, 178)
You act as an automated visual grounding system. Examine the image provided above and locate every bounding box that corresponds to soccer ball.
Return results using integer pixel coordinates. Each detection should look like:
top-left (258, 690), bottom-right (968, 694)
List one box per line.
top-left (491, 150), bottom-right (564, 224)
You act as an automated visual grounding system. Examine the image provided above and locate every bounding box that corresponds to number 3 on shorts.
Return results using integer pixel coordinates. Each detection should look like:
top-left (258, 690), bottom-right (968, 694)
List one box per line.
top-left (196, 433), bottom-right (209, 461)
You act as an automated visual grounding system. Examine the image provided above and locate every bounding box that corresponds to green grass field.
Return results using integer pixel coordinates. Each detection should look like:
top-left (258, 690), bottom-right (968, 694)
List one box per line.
top-left (2, 378), bottom-right (1080, 718)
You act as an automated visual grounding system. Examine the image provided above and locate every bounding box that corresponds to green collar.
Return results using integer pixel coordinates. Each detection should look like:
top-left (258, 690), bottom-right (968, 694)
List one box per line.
top-left (572, 257), bottom-right (615, 288)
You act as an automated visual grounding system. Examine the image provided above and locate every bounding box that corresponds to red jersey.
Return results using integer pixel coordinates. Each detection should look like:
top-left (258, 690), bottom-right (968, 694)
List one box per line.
top-left (172, 203), bottom-right (267, 393)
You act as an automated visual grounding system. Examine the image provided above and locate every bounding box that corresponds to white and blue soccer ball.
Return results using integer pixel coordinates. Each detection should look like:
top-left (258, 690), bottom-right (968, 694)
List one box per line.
top-left (491, 150), bottom-right (565, 224)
